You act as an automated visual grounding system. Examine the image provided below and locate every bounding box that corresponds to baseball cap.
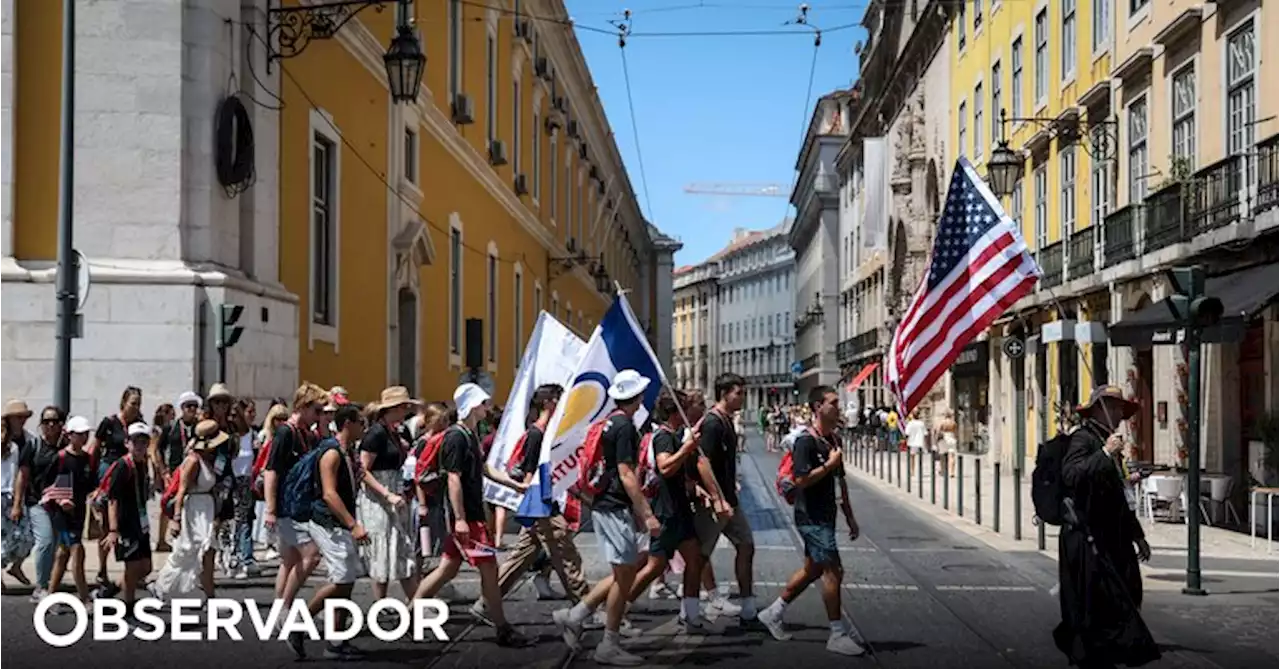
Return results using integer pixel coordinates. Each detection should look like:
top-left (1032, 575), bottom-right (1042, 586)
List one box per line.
top-left (65, 416), bottom-right (92, 434)
top-left (127, 422), bottom-right (152, 438)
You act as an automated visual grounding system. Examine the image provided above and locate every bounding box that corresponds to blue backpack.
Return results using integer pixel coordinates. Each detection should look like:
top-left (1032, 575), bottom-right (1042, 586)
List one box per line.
top-left (280, 440), bottom-right (339, 523)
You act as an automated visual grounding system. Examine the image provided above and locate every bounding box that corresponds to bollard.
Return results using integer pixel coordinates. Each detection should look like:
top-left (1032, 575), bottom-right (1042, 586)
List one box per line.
top-left (906, 451), bottom-right (912, 494)
top-left (975, 457), bottom-right (982, 526)
top-left (1013, 468), bottom-right (1022, 541)
top-left (896, 448), bottom-right (902, 488)
top-left (994, 462), bottom-right (1001, 533)
top-left (943, 455), bottom-right (950, 510)
top-left (1038, 517), bottom-right (1046, 550)
top-left (930, 452), bottom-right (937, 504)
top-left (958, 455), bottom-right (965, 517)
top-left (917, 451), bottom-right (923, 499)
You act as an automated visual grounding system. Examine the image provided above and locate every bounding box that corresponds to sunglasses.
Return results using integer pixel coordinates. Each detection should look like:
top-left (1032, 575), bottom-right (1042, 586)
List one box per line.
top-left (41, 418), bottom-right (63, 425)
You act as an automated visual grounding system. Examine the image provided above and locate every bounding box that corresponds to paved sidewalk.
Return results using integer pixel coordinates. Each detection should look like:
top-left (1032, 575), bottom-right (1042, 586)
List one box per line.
top-left (846, 443), bottom-right (1280, 594)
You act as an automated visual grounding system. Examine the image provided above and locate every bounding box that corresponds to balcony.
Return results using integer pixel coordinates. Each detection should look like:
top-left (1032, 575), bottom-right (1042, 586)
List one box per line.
top-left (1143, 184), bottom-right (1188, 253)
top-left (1038, 241), bottom-right (1064, 289)
top-left (1103, 203), bottom-right (1142, 267)
top-left (1187, 156), bottom-right (1243, 234)
top-left (1257, 135), bottom-right (1278, 215)
top-left (1067, 225), bottom-right (1096, 282)
top-left (799, 353), bottom-right (820, 374)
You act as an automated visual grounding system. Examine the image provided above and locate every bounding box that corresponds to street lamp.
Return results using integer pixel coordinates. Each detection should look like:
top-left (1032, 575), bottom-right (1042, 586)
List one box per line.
top-left (984, 108), bottom-right (1117, 199)
top-left (986, 141), bottom-right (1023, 199)
top-left (267, 0), bottom-right (425, 104)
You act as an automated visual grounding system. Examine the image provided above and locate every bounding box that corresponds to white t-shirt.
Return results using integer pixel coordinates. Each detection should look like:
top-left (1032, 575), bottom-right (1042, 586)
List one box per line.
top-left (905, 419), bottom-right (928, 450)
top-left (232, 433), bottom-right (255, 477)
top-left (0, 445), bottom-right (19, 494)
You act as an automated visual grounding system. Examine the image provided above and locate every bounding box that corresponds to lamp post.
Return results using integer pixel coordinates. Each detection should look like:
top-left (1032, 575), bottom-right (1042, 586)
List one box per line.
top-left (53, 0), bottom-right (76, 412)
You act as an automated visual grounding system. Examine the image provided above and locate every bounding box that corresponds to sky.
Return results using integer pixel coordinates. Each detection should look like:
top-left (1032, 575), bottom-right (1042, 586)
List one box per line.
top-left (562, 1), bottom-right (868, 266)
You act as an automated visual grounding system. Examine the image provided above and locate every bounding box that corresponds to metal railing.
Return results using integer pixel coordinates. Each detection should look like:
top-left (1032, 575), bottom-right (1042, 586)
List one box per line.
top-left (1038, 241), bottom-right (1064, 289)
top-left (1188, 156), bottom-right (1243, 234)
top-left (1257, 135), bottom-right (1278, 214)
top-left (1067, 225), bottom-right (1095, 281)
top-left (1143, 184), bottom-right (1188, 253)
top-left (1102, 203), bottom-right (1142, 267)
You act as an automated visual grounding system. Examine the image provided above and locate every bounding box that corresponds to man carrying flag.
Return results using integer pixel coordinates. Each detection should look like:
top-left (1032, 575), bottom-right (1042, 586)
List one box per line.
top-left (887, 157), bottom-right (1041, 416)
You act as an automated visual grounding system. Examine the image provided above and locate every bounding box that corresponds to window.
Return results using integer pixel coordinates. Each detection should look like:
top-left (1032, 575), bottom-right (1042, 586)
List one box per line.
top-left (1033, 163), bottom-right (1047, 249)
top-left (403, 128), bottom-right (417, 184)
top-left (448, 0), bottom-right (462, 99)
top-left (1092, 0), bottom-right (1109, 53)
top-left (958, 100), bottom-right (968, 159)
top-left (974, 0), bottom-right (983, 28)
top-left (449, 226), bottom-right (462, 353)
top-left (578, 172), bottom-right (585, 245)
top-left (514, 266), bottom-right (524, 354)
top-left (486, 249), bottom-right (497, 363)
top-left (549, 134), bottom-right (558, 220)
top-left (512, 80), bottom-right (521, 174)
top-left (1127, 97), bottom-right (1148, 202)
top-left (486, 35), bottom-right (497, 142)
top-left (1226, 21), bottom-right (1256, 184)
top-left (1171, 65), bottom-right (1196, 166)
top-left (991, 62), bottom-right (1002, 143)
top-left (1130, 0), bottom-right (1148, 17)
top-left (1011, 177), bottom-right (1025, 227)
top-left (958, 1), bottom-right (966, 49)
top-left (1061, 0), bottom-right (1076, 81)
top-left (311, 130), bottom-right (338, 328)
top-left (1034, 10), bottom-right (1048, 104)
top-left (1091, 126), bottom-right (1113, 228)
top-left (565, 156), bottom-right (573, 242)
top-left (532, 111), bottom-right (541, 198)
top-left (1011, 37), bottom-right (1024, 116)
top-left (534, 283), bottom-right (543, 312)
top-left (1060, 145), bottom-right (1076, 239)
top-left (974, 83), bottom-right (984, 158)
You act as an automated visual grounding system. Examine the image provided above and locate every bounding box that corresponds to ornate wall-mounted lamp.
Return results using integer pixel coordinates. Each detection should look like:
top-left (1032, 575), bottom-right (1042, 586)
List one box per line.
top-left (266, 0), bottom-right (425, 103)
top-left (985, 108), bottom-right (1117, 198)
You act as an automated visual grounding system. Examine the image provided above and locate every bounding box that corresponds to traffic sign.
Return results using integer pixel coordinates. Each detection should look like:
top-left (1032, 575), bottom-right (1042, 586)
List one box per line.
top-left (73, 250), bottom-right (90, 313)
top-left (790, 361), bottom-right (803, 375)
top-left (1002, 336), bottom-right (1025, 360)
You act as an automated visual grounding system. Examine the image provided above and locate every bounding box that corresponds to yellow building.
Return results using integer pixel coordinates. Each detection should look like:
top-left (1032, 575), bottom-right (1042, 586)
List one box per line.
top-left (950, 0), bottom-right (1115, 461)
top-left (1, 0), bottom-right (678, 415)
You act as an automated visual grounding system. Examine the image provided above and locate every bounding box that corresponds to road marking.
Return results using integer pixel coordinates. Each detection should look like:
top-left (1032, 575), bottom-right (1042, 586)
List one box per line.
top-left (887, 547), bottom-right (981, 553)
top-left (754, 544), bottom-right (877, 553)
top-left (754, 581), bottom-right (920, 591)
top-left (1142, 567), bottom-right (1280, 579)
top-left (934, 585), bottom-right (1039, 592)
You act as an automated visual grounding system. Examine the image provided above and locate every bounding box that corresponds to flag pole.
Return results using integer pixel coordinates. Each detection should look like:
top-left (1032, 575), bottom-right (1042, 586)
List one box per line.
top-left (615, 286), bottom-right (694, 429)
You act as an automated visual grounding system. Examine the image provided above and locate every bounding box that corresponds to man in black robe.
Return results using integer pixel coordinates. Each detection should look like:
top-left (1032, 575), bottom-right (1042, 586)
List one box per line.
top-left (1054, 385), bottom-right (1160, 669)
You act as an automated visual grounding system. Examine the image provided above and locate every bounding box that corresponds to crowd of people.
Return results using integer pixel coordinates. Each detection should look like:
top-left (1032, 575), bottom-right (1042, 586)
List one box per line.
top-left (0, 372), bottom-right (865, 664)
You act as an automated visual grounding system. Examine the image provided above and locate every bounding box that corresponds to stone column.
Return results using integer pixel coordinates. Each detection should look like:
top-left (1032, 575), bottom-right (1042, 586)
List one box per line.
top-left (1, 0), bottom-right (13, 258)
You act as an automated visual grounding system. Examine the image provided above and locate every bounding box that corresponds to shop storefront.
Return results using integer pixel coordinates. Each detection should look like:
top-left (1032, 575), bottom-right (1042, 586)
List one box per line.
top-left (951, 341), bottom-right (990, 454)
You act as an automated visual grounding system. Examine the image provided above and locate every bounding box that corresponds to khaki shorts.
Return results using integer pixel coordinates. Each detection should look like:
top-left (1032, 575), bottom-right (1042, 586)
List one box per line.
top-left (694, 505), bottom-right (753, 558)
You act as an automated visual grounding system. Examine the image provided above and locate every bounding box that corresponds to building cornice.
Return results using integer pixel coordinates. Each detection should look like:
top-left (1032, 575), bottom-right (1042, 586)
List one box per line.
top-left (0, 257), bottom-right (300, 303)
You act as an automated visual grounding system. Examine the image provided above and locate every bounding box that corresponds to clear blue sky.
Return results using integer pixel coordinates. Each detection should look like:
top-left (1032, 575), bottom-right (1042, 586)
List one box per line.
top-left (563, 1), bottom-right (867, 265)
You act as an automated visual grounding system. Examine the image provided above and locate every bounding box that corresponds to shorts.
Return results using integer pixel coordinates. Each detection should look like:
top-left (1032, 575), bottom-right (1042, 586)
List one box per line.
top-left (694, 505), bottom-right (754, 558)
top-left (275, 518), bottom-right (314, 548)
top-left (649, 514), bottom-right (697, 559)
top-left (441, 521), bottom-right (496, 566)
top-left (51, 509), bottom-right (84, 547)
top-left (308, 522), bottom-right (364, 584)
top-left (115, 533), bottom-right (152, 563)
top-left (797, 523), bottom-right (840, 566)
top-left (593, 508), bottom-right (640, 566)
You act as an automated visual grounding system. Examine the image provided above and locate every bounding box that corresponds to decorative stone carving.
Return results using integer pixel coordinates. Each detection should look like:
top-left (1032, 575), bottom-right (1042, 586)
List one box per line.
top-left (392, 219), bottom-right (435, 290)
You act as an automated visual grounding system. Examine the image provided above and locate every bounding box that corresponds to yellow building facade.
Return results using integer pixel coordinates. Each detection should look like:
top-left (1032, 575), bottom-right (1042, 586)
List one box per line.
top-left (2, 0), bottom-right (672, 414)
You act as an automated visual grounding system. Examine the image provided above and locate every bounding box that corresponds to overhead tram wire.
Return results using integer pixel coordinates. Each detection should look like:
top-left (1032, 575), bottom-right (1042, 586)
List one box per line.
top-left (613, 12), bottom-right (655, 225)
top-left (780, 4), bottom-right (824, 222)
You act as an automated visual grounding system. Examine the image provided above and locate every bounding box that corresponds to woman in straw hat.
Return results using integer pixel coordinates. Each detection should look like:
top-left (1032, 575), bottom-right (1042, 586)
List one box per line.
top-left (357, 386), bottom-right (422, 604)
top-left (151, 419), bottom-right (229, 600)
top-left (2, 400), bottom-right (36, 585)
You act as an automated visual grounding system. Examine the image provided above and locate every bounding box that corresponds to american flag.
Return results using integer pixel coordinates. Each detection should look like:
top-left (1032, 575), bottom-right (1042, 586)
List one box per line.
top-left (887, 158), bottom-right (1041, 415)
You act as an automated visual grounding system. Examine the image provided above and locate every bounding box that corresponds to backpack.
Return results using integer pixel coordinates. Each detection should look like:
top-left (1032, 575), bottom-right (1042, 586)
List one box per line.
top-left (636, 426), bottom-right (669, 501)
top-left (1031, 432), bottom-right (1074, 526)
top-left (280, 440), bottom-right (340, 523)
top-left (250, 421), bottom-right (306, 500)
top-left (505, 431), bottom-right (533, 477)
top-left (777, 427), bottom-right (836, 506)
top-left (578, 410), bottom-right (627, 497)
top-left (414, 429), bottom-right (450, 490)
top-left (159, 461), bottom-right (185, 520)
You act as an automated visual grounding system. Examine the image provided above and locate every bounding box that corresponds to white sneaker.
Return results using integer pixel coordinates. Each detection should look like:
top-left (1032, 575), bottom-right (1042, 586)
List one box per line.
top-left (587, 609), bottom-right (606, 630)
top-left (233, 567), bottom-right (249, 580)
top-left (757, 607), bottom-right (792, 641)
top-left (593, 641), bottom-right (645, 666)
top-left (264, 547), bottom-right (280, 562)
top-left (677, 614), bottom-right (712, 634)
top-left (649, 581), bottom-right (678, 600)
top-left (827, 632), bottom-right (867, 656)
top-left (552, 608), bottom-right (584, 651)
top-left (618, 617), bottom-right (642, 638)
top-left (29, 588), bottom-right (48, 604)
top-left (706, 595), bottom-right (741, 617)
top-left (533, 573), bottom-right (561, 600)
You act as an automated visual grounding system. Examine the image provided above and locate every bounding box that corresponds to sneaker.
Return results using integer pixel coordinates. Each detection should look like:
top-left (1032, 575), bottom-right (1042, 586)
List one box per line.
top-left (552, 608), bottom-right (584, 651)
top-left (649, 581), bottom-right (678, 600)
top-left (533, 573), bottom-right (562, 600)
top-left (234, 567), bottom-right (250, 580)
top-left (677, 614), bottom-right (712, 634)
top-left (706, 595), bottom-right (741, 617)
top-left (618, 617), bottom-right (642, 638)
top-left (285, 631), bottom-right (307, 660)
top-left (245, 562), bottom-right (261, 576)
top-left (826, 632), bottom-right (867, 656)
top-left (593, 641), bottom-right (646, 666)
top-left (495, 625), bottom-right (535, 648)
top-left (586, 609), bottom-right (605, 630)
top-left (470, 601), bottom-right (493, 627)
top-left (264, 547), bottom-right (280, 562)
top-left (756, 607), bottom-right (792, 641)
top-left (29, 588), bottom-right (48, 604)
top-left (51, 603), bottom-right (75, 616)
top-left (323, 641), bottom-right (365, 660)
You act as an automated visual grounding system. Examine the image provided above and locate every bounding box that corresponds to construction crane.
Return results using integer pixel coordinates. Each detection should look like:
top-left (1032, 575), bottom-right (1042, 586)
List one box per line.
top-left (683, 182), bottom-right (788, 198)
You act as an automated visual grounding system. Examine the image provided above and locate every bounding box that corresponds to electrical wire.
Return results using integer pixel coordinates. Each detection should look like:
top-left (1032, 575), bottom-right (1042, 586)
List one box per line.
top-left (779, 15), bottom-right (824, 221)
top-left (615, 18), bottom-right (655, 225)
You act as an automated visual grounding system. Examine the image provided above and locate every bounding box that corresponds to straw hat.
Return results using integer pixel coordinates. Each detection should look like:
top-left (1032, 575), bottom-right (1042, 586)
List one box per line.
top-left (370, 386), bottom-right (420, 413)
top-left (2, 400), bottom-right (32, 419)
top-left (189, 419), bottom-right (230, 451)
top-left (206, 383), bottom-right (234, 401)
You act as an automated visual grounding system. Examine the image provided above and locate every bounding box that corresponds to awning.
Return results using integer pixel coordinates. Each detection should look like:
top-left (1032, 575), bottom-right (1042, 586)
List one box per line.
top-left (1109, 262), bottom-right (1279, 347)
top-left (846, 363), bottom-right (879, 392)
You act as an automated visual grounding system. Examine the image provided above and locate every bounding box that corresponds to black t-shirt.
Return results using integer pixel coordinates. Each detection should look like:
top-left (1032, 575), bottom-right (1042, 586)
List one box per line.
top-left (791, 430), bottom-right (843, 526)
top-left (105, 457), bottom-right (150, 539)
top-left (359, 421), bottom-right (403, 472)
top-left (95, 416), bottom-right (129, 464)
top-left (699, 410), bottom-right (739, 508)
top-left (440, 426), bottom-right (486, 523)
top-left (267, 423), bottom-right (310, 515)
top-left (650, 427), bottom-right (694, 520)
top-left (593, 414), bottom-right (639, 513)
top-left (14, 432), bottom-right (55, 508)
top-left (516, 426), bottom-right (545, 479)
top-left (50, 449), bottom-right (96, 522)
top-left (312, 441), bottom-right (358, 530)
top-left (164, 421), bottom-right (196, 470)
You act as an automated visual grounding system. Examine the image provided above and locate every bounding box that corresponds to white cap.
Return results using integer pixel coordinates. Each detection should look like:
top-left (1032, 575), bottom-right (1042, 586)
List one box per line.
top-left (607, 369), bottom-right (651, 401)
top-left (65, 416), bottom-right (92, 434)
top-left (453, 383), bottom-right (491, 421)
top-left (177, 391), bottom-right (202, 409)
top-left (127, 422), bottom-right (151, 438)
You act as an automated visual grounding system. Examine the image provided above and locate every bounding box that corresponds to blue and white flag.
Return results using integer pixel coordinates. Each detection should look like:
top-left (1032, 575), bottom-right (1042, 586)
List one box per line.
top-left (482, 312), bottom-right (585, 512)
top-left (538, 294), bottom-right (665, 505)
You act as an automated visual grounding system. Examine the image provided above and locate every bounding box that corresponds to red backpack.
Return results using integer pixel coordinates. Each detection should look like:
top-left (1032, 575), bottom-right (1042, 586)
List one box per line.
top-left (250, 420), bottom-right (307, 500)
top-left (578, 410), bottom-right (627, 497)
top-left (777, 427), bottom-right (837, 505)
top-left (414, 429), bottom-right (450, 491)
top-left (159, 462), bottom-right (185, 519)
top-left (636, 425), bottom-right (671, 500)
